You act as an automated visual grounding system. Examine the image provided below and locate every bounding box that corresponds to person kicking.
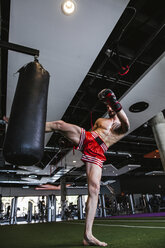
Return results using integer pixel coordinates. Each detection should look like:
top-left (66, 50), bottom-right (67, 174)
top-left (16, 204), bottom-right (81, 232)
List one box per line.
top-left (45, 89), bottom-right (130, 246)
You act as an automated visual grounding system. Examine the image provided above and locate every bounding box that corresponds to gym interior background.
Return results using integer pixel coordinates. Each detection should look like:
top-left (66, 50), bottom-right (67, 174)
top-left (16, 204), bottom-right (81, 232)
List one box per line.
top-left (0, 1), bottom-right (165, 246)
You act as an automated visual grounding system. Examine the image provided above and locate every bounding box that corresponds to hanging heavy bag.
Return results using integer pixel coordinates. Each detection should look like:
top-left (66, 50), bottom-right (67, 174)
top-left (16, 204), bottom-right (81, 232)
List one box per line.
top-left (3, 60), bottom-right (50, 165)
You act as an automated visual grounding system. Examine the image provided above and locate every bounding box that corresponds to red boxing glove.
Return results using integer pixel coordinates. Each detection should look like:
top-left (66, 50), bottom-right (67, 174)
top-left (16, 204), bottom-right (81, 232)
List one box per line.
top-left (98, 89), bottom-right (122, 112)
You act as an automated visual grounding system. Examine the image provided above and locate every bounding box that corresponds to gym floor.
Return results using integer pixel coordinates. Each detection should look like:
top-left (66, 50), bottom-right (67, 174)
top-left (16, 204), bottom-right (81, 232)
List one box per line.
top-left (0, 217), bottom-right (165, 248)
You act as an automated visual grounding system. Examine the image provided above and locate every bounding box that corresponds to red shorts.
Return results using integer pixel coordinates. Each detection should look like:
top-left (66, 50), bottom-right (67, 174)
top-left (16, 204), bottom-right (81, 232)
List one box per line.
top-left (76, 128), bottom-right (108, 168)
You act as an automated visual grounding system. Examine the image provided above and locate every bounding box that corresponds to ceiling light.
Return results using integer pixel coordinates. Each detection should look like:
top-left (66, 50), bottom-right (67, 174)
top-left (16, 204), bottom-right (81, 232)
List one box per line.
top-left (145, 171), bottom-right (165, 176)
top-left (73, 160), bottom-right (76, 163)
top-left (129, 101), bottom-right (149, 113)
top-left (22, 186), bottom-right (29, 189)
top-left (61, 0), bottom-right (76, 15)
top-left (128, 164), bottom-right (141, 167)
top-left (29, 174), bottom-right (37, 179)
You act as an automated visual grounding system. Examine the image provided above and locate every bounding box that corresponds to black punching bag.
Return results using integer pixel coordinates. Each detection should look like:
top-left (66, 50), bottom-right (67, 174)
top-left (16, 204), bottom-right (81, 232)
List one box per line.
top-left (3, 60), bottom-right (49, 165)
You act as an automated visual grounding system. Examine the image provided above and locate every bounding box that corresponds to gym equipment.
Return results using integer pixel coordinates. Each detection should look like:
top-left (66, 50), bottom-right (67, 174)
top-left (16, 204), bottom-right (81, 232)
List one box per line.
top-left (3, 60), bottom-right (49, 165)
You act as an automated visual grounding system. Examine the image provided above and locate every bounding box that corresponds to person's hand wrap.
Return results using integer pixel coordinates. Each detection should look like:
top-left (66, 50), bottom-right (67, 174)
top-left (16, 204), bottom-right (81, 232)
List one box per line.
top-left (98, 89), bottom-right (122, 112)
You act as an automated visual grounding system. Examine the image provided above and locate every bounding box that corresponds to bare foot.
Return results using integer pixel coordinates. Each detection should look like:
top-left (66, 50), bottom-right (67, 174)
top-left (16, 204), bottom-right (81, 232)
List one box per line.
top-left (83, 235), bottom-right (108, 246)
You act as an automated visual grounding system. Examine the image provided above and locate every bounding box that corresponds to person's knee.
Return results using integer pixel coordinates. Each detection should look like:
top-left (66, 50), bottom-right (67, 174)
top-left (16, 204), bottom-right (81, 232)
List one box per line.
top-left (52, 120), bottom-right (66, 130)
top-left (88, 181), bottom-right (100, 196)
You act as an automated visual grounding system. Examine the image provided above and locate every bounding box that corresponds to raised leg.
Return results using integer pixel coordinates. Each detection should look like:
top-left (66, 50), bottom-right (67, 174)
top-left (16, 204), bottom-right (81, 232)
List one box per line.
top-left (83, 163), bottom-right (107, 247)
top-left (46, 120), bottom-right (82, 145)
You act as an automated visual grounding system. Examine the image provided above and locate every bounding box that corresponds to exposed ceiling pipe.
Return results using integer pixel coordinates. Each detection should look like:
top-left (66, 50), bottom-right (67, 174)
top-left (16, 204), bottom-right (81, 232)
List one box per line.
top-left (114, 52), bottom-right (150, 66)
top-left (129, 22), bottom-right (165, 68)
top-left (88, 53), bottom-right (110, 86)
top-left (124, 134), bottom-right (155, 143)
top-left (118, 140), bottom-right (157, 147)
top-left (87, 71), bottom-right (131, 87)
top-left (105, 151), bottom-right (132, 158)
top-left (44, 147), bottom-right (60, 152)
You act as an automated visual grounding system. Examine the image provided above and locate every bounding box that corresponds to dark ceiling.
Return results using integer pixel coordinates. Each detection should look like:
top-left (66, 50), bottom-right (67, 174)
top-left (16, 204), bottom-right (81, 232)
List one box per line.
top-left (0, 0), bottom-right (165, 193)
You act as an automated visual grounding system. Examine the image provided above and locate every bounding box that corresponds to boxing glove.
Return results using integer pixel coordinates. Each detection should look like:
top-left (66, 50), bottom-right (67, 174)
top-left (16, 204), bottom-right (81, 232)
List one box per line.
top-left (98, 89), bottom-right (122, 112)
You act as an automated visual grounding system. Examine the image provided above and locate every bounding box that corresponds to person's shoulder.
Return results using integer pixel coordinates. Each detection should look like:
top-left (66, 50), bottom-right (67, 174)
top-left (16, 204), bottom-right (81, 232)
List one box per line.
top-left (96, 117), bottom-right (106, 122)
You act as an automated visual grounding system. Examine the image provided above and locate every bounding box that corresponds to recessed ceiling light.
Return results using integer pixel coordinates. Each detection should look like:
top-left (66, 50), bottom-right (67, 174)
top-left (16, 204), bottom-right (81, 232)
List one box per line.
top-left (129, 101), bottom-right (149, 113)
top-left (29, 174), bottom-right (37, 179)
top-left (73, 160), bottom-right (76, 163)
top-left (61, 0), bottom-right (76, 15)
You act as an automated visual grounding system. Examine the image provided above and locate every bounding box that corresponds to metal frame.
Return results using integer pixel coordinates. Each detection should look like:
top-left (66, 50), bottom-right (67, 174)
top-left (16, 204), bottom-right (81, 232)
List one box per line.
top-left (0, 40), bottom-right (39, 57)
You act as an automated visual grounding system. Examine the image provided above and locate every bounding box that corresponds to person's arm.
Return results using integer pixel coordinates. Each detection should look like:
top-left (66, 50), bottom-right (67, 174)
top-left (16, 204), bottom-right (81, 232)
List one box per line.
top-left (112, 109), bottom-right (130, 135)
top-left (98, 89), bottom-right (130, 135)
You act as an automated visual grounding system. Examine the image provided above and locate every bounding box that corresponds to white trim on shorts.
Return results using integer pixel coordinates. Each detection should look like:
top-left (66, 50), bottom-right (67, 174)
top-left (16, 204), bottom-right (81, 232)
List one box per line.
top-left (81, 154), bottom-right (103, 168)
top-left (76, 128), bottom-right (107, 168)
top-left (76, 128), bottom-right (86, 151)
